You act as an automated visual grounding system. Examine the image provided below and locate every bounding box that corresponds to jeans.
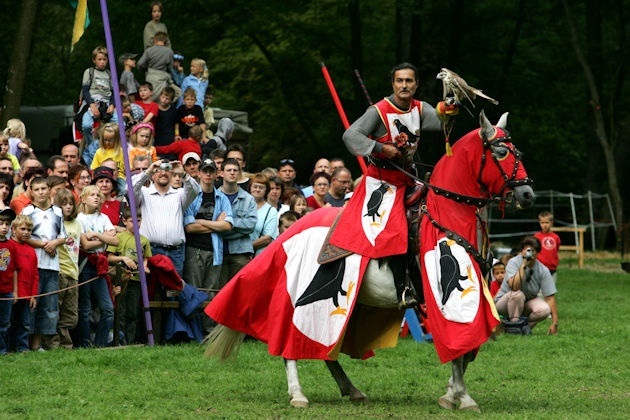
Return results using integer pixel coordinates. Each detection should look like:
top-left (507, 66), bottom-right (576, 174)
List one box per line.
top-left (184, 246), bottom-right (221, 334)
top-left (0, 292), bottom-right (13, 354)
top-left (77, 263), bottom-right (113, 348)
top-left (31, 269), bottom-right (59, 335)
top-left (151, 244), bottom-right (185, 279)
top-left (10, 299), bottom-right (30, 352)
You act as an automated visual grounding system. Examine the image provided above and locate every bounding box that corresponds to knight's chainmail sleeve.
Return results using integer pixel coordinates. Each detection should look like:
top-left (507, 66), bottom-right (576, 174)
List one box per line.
top-left (342, 95), bottom-right (443, 157)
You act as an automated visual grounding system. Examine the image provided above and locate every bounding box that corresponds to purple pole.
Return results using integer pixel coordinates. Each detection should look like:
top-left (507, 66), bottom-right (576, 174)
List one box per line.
top-left (99, 0), bottom-right (154, 346)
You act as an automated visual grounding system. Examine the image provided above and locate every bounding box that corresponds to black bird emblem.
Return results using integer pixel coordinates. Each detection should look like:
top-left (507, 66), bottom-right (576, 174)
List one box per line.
top-left (363, 183), bottom-right (390, 224)
top-left (295, 258), bottom-right (352, 315)
top-left (438, 241), bottom-right (468, 306)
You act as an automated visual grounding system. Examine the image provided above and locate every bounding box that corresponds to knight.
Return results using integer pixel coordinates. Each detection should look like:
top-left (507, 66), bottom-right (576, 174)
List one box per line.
top-left (329, 62), bottom-right (458, 309)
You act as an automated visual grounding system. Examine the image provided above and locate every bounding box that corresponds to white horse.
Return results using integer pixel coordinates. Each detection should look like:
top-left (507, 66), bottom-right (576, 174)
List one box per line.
top-left (205, 111), bottom-right (535, 412)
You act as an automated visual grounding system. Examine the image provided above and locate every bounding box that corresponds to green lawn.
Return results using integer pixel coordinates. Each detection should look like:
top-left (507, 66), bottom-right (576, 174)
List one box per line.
top-left (1, 268), bottom-right (629, 419)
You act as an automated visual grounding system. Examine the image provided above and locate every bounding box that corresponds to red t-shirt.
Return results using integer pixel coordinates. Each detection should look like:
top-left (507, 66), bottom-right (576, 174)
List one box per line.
top-left (0, 240), bottom-right (18, 293)
top-left (101, 199), bottom-right (123, 226)
top-left (10, 239), bottom-right (38, 298)
top-left (306, 195), bottom-right (323, 210)
top-left (535, 231), bottom-right (561, 271)
top-left (490, 281), bottom-right (500, 297)
top-left (135, 100), bottom-right (159, 127)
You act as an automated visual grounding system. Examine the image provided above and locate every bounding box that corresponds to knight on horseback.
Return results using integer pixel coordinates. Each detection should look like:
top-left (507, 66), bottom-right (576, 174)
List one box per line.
top-left (328, 62), bottom-right (458, 309)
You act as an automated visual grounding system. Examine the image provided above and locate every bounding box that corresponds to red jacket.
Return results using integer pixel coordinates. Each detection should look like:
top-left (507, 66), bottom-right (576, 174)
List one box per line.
top-left (10, 239), bottom-right (38, 298)
top-left (155, 138), bottom-right (201, 162)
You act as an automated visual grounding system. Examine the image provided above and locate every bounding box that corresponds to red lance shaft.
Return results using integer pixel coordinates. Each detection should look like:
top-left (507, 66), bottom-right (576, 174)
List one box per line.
top-left (320, 62), bottom-right (368, 175)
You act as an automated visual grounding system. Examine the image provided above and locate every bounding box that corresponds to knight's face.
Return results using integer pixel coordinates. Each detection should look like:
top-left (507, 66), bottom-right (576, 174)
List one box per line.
top-left (392, 69), bottom-right (418, 104)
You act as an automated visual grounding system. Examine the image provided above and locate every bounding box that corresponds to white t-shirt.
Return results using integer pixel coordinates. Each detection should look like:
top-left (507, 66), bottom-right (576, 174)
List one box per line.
top-left (77, 212), bottom-right (115, 253)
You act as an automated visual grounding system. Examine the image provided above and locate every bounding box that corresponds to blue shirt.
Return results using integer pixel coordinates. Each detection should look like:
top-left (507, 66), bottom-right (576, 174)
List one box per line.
top-left (183, 188), bottom-right (234, 266)
top-left (218, 187), bottom-right (257, 255)
top-left (250, 202), bottom-right (279, 256)
top-left (177, 75), bottom-right (208, 108)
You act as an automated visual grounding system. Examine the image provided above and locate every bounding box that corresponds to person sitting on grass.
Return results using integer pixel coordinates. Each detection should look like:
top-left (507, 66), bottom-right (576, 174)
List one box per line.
top-left (494, 236), bottom-right (559, 335)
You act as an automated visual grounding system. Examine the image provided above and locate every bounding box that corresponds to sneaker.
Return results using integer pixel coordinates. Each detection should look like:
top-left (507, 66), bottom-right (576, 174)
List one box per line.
top-left (36, 347), bottom-right (46, 353)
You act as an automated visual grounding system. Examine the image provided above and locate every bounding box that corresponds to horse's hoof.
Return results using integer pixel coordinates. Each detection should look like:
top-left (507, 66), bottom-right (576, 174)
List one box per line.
top-left (438, 395), bottom-right (457, 410)
top-left (348, 389), bottom-right (368, 405)
top-left (289, 391), bottom-right (309, 408)
top-left (458, 395), bottom-right (481, 413)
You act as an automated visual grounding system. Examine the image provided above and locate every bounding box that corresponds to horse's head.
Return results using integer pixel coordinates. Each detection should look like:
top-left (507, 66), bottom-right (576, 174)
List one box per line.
top-left (477, 110), bottom-right (535, 208)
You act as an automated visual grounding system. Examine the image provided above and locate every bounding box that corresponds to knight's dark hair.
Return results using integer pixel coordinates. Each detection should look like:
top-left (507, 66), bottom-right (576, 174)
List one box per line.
top-left (520, 236), bottom-right (541, 253)
top-left (390, 62), bottom-right (419, 83)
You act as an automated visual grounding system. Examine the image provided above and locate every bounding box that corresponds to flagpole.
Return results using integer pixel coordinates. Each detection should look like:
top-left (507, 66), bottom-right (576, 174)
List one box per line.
top-left (99, 0), bottom-right (154, 346)
top-left (320, 62), bottom-right (368, 175)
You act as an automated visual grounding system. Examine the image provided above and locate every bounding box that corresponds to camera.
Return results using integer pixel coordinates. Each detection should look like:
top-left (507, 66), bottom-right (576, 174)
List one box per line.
top-left (160, 162), bottom-right (173, 171)
top-left (525, 248), bottom-right (533, 261)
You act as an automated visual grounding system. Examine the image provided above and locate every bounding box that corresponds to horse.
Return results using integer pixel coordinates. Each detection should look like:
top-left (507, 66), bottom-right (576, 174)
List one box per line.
top-left (204, 110), bottom-right (535, 412)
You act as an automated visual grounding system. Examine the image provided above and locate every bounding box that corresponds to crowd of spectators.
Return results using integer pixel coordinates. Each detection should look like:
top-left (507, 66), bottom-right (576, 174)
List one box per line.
top-left (0, 2), bottom-right (357, 352)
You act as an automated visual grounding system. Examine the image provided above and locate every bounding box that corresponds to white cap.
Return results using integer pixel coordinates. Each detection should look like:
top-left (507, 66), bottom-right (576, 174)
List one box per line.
top-left (181, 152), bottom-right (200, 164)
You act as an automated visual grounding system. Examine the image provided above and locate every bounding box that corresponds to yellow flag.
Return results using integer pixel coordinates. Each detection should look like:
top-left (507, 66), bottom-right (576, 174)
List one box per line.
top-left (71, 0), bottom-right (89, 52)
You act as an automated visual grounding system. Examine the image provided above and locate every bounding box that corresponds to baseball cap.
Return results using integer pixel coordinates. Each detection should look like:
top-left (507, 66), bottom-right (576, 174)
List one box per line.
top-left (119, 53), bottom-right (138, 65)
top-left (182, 152), bottom-right (201, 164)
top-left (200, 158), bottom-right (217, 171)
top-left (91, 166), bottom-right (116, 183)
top-left (0, 208), bottom-right (16, 221)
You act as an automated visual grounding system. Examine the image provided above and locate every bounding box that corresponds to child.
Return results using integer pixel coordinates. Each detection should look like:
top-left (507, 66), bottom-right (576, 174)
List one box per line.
top-left (154, 87), bottom-right (177, 148)
top-left (155, 124), bottom-right (203, 162)
top-left (128, 123), bottom-right (158, 163)
top-left (0, 208), bottom-right (18, 354)
top-left (203, 87), bottom-right (216, 138)
top-left (119, 53), bottom-right (139, 102)
top-left (3, 118), bottom-right (31, 161)
top-left (174, 88), bottom-right (206, 141)
top-left (534, 210), bottom-right (561, 284)
top-left (53, 189), bottom-right (81, 349)
top-left (0, 132), bottom-right (20, 178)
top-left (9, 215), bottom-right (38, 352)
top-left (171, 52), bottom-right (185, 86)
top-left (178, 58), bottom-right (209, 108)
top-left (134, 82), bottom-right (159, 127)
top-left (80, 46), bottom-right (119, 151)
top-left (90, 123), bottom-right (126, 179)
top-left (107, 207), bottom-right (151, 345)
top-left (289, 195), bottom-right (308, 218)
top-left (76, 185), bottom-right (119, 348)
top-left (490, 262), bottom-right (505, 297)
top-left (278, 211), bottom-right (298, 234)
top-left (21, 177), bottom-right (66, 351)
top-left (137, 31), bottom-right (179, 102)
top-left (143, 1), bottom-right (170, 50)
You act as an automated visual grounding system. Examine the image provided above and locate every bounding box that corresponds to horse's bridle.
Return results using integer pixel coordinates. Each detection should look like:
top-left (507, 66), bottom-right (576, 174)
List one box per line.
top-left (478, 129), bottom-right (533, 203)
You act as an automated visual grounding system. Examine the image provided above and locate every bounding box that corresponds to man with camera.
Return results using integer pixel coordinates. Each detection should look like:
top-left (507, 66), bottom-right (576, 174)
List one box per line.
top-left (494, 236), bottom-right (559, 335)
top-left (132, 159), bottom-right (199, 277)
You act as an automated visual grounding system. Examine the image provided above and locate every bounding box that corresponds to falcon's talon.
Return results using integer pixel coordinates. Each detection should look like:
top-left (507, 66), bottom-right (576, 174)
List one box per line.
top-left (330, 306), bottom-right (348, 316)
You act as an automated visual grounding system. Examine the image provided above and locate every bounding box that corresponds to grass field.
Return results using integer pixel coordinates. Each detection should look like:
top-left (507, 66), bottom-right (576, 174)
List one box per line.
top-left (1, 266), bottom-right (629, 419)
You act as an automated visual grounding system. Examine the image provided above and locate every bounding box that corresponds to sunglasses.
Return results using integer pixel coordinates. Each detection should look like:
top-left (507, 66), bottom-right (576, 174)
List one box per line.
top-left (280, 159), bottom-right (295, 166)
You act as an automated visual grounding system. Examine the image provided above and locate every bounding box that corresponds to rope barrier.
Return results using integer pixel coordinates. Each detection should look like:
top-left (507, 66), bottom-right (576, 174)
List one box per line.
top-left (0, 275), bottom-right (102, 301)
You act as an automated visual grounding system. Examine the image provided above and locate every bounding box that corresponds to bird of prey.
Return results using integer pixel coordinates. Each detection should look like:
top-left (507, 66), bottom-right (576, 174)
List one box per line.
top-left (295, 258), bottom-right (349, 315)
top-left (438, 241), bottom-right (468, 306)
top-left (363, 183), bottom-right (391, 224)
top-left (436, 68), bottom-right (499, 113)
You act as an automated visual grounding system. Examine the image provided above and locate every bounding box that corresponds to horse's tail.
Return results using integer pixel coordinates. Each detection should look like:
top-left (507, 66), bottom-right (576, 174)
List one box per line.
top-left (203, 324), bottom-right (246, 361)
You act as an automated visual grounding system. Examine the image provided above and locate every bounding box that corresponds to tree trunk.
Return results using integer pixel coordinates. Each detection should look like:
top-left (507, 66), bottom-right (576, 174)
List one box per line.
top-left (562, 0), bottom-right (624, 241)
top-left (496, 0), bottom-right (525, 100)
top-left (1, 0), bottom-right (38, 127)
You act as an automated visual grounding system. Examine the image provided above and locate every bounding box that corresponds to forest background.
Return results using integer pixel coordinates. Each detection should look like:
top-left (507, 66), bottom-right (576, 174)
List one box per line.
top-left (1, 0), bottom-right (628, 246)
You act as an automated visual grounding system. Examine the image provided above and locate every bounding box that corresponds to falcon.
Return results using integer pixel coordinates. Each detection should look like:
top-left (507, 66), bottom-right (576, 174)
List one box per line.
top-left (436, 68), bottom-right (498, 112)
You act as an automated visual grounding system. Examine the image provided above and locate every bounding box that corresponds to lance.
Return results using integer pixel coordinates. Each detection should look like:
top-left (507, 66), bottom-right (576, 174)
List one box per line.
top-left (354, 69), bottom-right (373, 106)
top-left (99, 0), bottom-right (155, 346)
top-left (320, 62), bottom-right (368, 175)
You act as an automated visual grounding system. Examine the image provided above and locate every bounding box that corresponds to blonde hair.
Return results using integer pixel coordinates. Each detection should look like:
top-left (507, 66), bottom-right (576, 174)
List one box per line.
top-left (130, 125), bottom-right (154, 148)
top-left (3, 118), bottom-right (26, 139)
top-left (12, 214), bottom-right (33, 230)
top-left (99, 123), bottom-right (122, 152)
top-left (191, 58), bottom-right (209, 82)
top-left (91, 45), bottom-right (108, 60)
top-left (78, 185), bottom-right (105, 214)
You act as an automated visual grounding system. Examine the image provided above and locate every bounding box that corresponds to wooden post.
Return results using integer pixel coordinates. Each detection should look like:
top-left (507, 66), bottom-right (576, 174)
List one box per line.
top-left (552, 226), bottom-right (587, 269)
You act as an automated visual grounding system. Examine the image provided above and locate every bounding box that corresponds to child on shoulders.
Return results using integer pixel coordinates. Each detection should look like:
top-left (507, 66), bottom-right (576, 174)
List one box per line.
top-left (90, 123), bottom-right (126, 179)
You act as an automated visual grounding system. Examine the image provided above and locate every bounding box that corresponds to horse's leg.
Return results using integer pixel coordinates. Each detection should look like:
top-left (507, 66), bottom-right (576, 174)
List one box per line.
top-left (456, 350), bottom-right (480, 412)
top-left (284, 358), bottom-right (309, 408)
top-left (439, 354), bottom-right (480, 412)
top-left (324, 360), bottom-right (368, 404)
